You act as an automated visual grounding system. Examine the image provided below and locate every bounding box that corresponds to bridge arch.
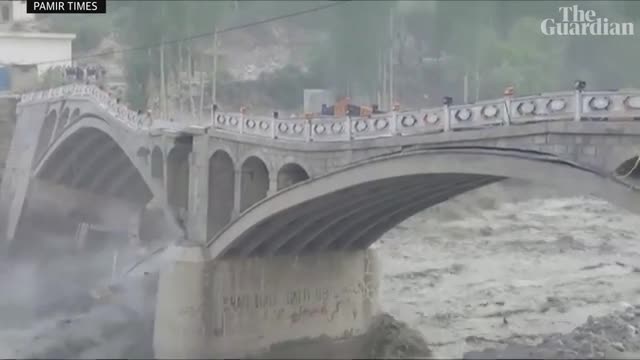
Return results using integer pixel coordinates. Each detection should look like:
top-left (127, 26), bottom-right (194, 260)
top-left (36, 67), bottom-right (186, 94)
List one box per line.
top-left (70, 108), bottom-right (80, 122)
top-left (240, 156), bottom-right (269, 212)
top-left (151, 146), bottom-right (164, 180)
top-left (277, 163), bottom-right (310, 191)
top-left (208, 150), bottom-right (235, 239)
top-left (35, 109), bottom-right (57, 161)
top-left (166, 146), bottom-right (191, 221)
top-left (15, 116), bottom-right (165, 254)
top-left (57, 107), bottom-right (70, 135)
top-left (208, 148), bottom-right (640, 259)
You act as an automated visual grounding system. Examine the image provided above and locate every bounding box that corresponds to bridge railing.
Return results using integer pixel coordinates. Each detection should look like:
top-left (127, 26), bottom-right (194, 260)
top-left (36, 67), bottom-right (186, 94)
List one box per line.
top-left (208, 89), bottom-right (640, 142)
top-left (19, 85), bottom-right (640, 142)
top-left (19, 84), bottom-right (150, 131)
top-left (508, 91), bottom-right (575, 124)
top-left (581, 90), bottom-right (640, 121)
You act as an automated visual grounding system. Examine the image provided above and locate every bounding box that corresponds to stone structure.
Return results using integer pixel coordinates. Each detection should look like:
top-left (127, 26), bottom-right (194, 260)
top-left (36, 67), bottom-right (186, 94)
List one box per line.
top-left (3, 84), bottom-right (640, 357)
top-left (0, 31), bottom-right (76, 75)
top-left (0, 94), bottom-right (17, 180)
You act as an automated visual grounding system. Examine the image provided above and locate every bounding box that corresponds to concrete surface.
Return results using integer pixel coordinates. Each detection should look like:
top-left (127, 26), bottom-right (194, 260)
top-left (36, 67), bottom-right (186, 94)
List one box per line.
top-left (153, 244), bottom-right (380, 359)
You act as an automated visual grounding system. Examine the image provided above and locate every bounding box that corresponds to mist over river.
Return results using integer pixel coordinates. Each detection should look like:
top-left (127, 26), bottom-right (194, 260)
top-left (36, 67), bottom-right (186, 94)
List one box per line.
top-left (1, 178), bottom-right (640, 358)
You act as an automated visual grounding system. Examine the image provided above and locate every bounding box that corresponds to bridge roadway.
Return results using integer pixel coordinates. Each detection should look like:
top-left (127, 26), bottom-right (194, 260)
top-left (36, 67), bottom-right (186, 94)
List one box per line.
top-left (3, 84), bottom-right (640, 357)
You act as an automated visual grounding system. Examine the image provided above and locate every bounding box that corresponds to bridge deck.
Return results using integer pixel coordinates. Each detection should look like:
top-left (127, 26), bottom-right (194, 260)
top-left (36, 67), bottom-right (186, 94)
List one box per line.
top-left (18, 85), bottom-right (640, 143)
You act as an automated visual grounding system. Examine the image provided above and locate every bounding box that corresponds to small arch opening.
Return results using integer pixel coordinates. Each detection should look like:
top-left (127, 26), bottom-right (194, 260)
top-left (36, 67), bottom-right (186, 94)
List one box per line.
top-left (277, 163), bottom-right (310, 191)
top-left (57, 107), bottom-right (70, 135)
top-left (34, 109), bottom-right (58, 164)
top-left (166, 146), bottom-right (191, 225)
top-left (240, 156), bottom-right (269, 212)
top-left (151, 147), bottom-right (164, 180)
top-left (208, 150), bottom-right (235, 239)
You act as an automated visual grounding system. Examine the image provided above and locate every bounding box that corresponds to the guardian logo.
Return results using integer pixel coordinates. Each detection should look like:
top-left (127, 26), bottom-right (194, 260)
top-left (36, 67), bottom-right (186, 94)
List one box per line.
top-left (541, 5), bottom-right (634, 36)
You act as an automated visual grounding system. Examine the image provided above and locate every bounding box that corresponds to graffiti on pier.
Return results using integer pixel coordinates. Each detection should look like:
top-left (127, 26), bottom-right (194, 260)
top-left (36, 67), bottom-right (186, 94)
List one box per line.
top-left (222, 287), bottom-right (331, 311)
top-left (219, 285), bottom-right (360, 334)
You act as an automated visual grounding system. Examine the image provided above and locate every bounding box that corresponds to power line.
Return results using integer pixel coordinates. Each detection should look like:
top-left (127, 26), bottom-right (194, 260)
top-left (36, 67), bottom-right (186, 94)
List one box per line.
top-left (27, 0), bottom-right (352, 67)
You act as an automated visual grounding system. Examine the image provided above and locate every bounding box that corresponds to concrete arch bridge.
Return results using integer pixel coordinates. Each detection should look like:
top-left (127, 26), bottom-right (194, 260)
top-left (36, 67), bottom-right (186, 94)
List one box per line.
top-left (3, 84), bottom-right (640, 357)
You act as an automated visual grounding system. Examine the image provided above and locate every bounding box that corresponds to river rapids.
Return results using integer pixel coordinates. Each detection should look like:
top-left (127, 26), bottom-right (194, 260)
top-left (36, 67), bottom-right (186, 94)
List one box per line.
top-left (2, 178), bottom-right (640, 358)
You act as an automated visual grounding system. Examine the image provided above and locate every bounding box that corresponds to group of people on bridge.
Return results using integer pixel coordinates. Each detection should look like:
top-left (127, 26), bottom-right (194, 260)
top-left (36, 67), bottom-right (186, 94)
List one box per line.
top-left (63, 64), bottom-right (107, 85)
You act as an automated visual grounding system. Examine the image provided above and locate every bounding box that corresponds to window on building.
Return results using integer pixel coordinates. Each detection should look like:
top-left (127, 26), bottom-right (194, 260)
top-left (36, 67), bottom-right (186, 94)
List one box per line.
top-left (0, 5), bottom-right (10, 23)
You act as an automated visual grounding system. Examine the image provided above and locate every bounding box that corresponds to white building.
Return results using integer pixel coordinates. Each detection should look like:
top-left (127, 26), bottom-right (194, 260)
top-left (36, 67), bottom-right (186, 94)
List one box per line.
top-left (0, 31), bottom-right (76, 75)
top-left (0, 1), bottom-right (34, 24)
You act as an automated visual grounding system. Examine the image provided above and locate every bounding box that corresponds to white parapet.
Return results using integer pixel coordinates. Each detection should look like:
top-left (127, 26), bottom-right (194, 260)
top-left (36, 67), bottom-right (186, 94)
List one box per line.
top-left (153, 244), bottom-right (380, 358)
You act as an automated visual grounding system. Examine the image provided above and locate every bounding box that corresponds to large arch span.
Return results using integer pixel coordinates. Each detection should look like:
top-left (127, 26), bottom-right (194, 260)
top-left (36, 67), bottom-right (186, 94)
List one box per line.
top-left (207, 147), bottom-right (640, 259)
top-left (13, 115), bottom-right (178, 254)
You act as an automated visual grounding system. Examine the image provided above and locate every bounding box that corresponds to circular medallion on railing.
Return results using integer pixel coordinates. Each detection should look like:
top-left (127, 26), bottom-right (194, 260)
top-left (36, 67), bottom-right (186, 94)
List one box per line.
top-left (314, 123), bottom-right (326, 135)
top-left (245, 118), bottom-right (256, 129)
top-left (355, 120), bottom-right (368, 132)
top-left (589, 96), bottom-right (610, 111)
top-left (293, 123), bottom-right (304, 134)
top-left (259, 121), bottom-right (270, 130)
top-left (375, 118), bottom-right (390, 130)
top-left (423, 113), bottom-right (440, 124)
top-left (216, 114), bottom-right (226, 125)
top-left (229, 116), bottom-right (239, 126)
top-left (401, 115), bottom-right (417, 127)
top-left (623, 96), bottom-right (640, 110)
top-left (278, 122), bottom-right (289, 133)
top-left (481, 105), bottom-right (500, 119)
top-left (455, 108), bottom-right (472, 121)
top-left (517, 101), bottom-right (536, 115)
top-left (546, 98), bottom-right (567, 112)
top-left (331, 122), bottom-right (344, 133)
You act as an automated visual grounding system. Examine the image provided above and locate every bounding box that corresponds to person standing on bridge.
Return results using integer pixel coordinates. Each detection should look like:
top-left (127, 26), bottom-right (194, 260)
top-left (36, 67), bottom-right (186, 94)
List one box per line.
top-left (504, 85), bottom-right (515, 97)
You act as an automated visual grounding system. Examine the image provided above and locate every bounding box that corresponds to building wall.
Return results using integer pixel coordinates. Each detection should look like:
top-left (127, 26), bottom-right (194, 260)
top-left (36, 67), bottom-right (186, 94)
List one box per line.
top-left (11, 0), bottom-right (33, 22)
top-left (0, 1), bottom-right (33, 24)
top-left (0, 32), bottom-right (75, 75)
top-left (0, 95), bottom-right (16, 180)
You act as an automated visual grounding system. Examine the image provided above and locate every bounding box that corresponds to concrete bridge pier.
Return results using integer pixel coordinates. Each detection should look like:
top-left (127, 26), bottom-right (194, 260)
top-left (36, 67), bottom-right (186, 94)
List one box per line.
top-left (154, 244), bottom-right (381, 359)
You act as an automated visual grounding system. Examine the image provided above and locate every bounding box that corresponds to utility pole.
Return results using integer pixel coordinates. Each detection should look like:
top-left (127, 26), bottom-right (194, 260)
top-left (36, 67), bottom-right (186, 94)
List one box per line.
top-left (199, 54), bottom-right (205, 122)
top-left (178, 42), bottom-right (184, 115)
top-left (160, 4), bottom-right (167, 120)
top-left (475, 67), bottom-right (480, 102)
top-left (388, 6), bottom-right (394, 110)
top-left (160, 37), bottom-right (166, 120)
top-left (211, 26), bottom-right (218, 117)
top-left (382, 49), bottom-right (387, 110)
top-left (463, 72), bottom-right (469, 103)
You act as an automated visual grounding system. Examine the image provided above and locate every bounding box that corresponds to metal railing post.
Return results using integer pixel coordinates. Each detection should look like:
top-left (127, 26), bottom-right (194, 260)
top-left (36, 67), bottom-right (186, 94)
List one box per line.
top-left (443, 105), bottom-right (451, 132)
top-left (271, 118), bottom-right (277, 139)
top-left (391, 111), bottom-right (398, 135)
top-left (503, 96), bottom-right (512, 126)
top-left (574, 89), bottom-right (582, 122)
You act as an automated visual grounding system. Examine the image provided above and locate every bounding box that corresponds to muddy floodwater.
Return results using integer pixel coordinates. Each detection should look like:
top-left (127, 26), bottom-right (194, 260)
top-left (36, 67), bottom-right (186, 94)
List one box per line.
top-left (378, 179), bottom-right (640, 358)
top-left (2, 179), bottom-right (640, 358)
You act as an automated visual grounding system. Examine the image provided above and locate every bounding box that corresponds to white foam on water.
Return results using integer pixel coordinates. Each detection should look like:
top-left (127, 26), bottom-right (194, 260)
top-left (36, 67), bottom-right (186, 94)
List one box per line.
top-left (378, 180), bottom-right (640, 358)
top-left (2, 179), bottom-right (640, 358)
